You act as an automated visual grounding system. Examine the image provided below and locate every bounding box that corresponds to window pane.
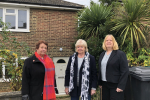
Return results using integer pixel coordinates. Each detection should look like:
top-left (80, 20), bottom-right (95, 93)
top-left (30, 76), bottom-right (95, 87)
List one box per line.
top-left (18, 10), bottom-right (27, 29)
top-left (6, 9), bottom-right (15, 13)
top-left (5, 65), bottom-right (12, 78)
top-left (57, 59), bottom-right (66, 63)
top-left (5, 15), bottom-right (16, 29)
top-left (0, 8), bottom-right (3, 28)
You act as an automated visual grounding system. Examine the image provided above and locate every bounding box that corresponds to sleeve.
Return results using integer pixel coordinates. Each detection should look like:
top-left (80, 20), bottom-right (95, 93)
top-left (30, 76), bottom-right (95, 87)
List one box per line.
top-left (54, 75), bottom-right (59, 94)
top-left (54, 75), bottom-right (57, 87)
top-left (90, 56), bottom-right (98, 89)
top-left (22, 59), bottom-right (31, 95)
top-left (98, 54), bottom-right (102, 86)
top-left (64, 56), bottom-right (72, 87)
top-left (117, 51), bottom-right (129, 90)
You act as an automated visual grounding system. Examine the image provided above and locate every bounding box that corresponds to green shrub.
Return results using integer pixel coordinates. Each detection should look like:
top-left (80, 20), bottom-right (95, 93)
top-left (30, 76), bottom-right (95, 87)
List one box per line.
top-left (0, 18), bottom-right (32, 91)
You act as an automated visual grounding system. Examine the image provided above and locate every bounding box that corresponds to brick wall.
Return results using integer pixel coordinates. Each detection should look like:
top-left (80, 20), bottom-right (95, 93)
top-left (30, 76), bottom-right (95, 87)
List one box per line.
top-left (0, 8), bottom-right (78, 92)
top-left (0, 91), bottom-right (21, 100)
top-left (12, 8), bottom-right (78, 58)
top-left (0, 82), bottom-right (10, 92)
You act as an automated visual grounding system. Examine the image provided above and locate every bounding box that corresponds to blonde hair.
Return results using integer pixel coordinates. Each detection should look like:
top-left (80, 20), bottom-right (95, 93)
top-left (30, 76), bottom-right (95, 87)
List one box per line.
top-left (75, 39), bottom-right (88, 52)
top-left (102, 34), bottom-right (119, 50)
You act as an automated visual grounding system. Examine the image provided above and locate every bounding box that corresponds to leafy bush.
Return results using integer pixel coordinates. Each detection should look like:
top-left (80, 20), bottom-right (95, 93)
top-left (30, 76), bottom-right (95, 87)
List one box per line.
top-left (0, 50), bottom-right (26, 91)
top-left (0, 18), bottom-right (32, 91)
top-left (91, 88), bottom-right (101, 100)
top-left (126, 47), bottom-right (150, 67)
top-left (119, 37), bottom-right (150, 67)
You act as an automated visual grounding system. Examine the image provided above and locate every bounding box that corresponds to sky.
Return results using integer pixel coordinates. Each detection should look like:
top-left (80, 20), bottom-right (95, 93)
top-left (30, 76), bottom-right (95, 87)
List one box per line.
top-left (64, 0), bottom-right (99, 7)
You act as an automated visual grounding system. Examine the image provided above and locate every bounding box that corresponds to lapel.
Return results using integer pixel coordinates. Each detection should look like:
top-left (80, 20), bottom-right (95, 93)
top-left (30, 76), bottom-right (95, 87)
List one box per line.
top-left (32, 54), bottom-right (41, 63)
top-left (99, 51), bottom-right (105, 64)
top-left (99, 50), bottom-right (117, 67)
top-left (74, 53), bottom-right (78, 67)
top-left (106, 50), bottom-right (117, 66)
top-left (80, 59), bottom-right (85, 71)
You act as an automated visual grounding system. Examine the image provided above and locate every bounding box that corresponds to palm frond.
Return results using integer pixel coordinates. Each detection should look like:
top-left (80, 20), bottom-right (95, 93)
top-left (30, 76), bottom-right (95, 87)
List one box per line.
top-left (122, 26), bottom-right (130, 45)
top-left (111, 0), bottom-right (150, 48)
top-left (78, 3), bottom-right (112, 39)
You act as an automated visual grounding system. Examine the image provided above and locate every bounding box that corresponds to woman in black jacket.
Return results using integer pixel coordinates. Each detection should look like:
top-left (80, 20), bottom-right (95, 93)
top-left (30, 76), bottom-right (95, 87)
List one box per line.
top-left (65, 39), bottom-right (97, 100)
top-left (22, 40), bottom-right (58, 100)
top-left (98, 34), bottom-right (129, 100)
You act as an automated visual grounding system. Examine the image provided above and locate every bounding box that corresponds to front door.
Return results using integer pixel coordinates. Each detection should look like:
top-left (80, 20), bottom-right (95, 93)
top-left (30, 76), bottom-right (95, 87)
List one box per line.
top-left (53, 57), bottom-right (69, 94)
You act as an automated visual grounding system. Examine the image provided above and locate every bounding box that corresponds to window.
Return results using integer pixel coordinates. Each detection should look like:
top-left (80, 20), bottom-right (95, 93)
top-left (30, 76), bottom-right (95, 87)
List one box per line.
top-left (57, 59), bottom-right (66, 63)
top-left (0, 57), bottom-right (28, 82)
top-left (6, 15), bottom-right (16, 29)
top-left (18, 10), bottom-right (27, 29)
top-left (0, 7), bottom-right (30, 32)
top-left (4, 63), bottom-right (12, 78)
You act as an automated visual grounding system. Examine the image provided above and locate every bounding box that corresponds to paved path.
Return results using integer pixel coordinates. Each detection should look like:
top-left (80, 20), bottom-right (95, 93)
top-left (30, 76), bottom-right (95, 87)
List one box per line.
top-left (56, 94), bottom-right (70, 100)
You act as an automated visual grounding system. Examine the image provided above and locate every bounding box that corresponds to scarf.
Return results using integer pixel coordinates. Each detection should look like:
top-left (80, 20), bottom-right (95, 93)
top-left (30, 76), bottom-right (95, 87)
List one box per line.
top-left (69, 52), bottom-right (90, 100)
top-left (35, 52), bottom-right (56, 100)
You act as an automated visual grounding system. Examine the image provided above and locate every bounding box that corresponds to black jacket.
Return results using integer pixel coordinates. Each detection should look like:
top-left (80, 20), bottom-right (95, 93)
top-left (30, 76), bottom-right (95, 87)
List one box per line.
top-left (98, 50), bottom-right (129, 90)
top-left (22, 54), bottom-right (58, 100)
top-left (65, 53), bottom-right (97, 96)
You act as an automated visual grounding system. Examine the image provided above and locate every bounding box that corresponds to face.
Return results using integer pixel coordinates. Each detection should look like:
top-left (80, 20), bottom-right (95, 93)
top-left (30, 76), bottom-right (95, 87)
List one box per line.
top-left (36, 43), bottom-right (47, 56)
top-left (105, 36), bottom-right (114, 49)
top-left (76, 45), bottom-right (86, 54)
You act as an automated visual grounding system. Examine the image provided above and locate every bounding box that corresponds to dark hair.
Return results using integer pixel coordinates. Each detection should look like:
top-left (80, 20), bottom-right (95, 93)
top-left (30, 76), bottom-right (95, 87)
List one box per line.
top-left (36, 40), bottom-right (48, 50)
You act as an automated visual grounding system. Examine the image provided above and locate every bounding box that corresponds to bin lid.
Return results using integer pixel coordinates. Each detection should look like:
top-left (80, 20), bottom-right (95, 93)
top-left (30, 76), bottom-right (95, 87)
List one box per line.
top-left (129, 66), bottom-right (150, 81)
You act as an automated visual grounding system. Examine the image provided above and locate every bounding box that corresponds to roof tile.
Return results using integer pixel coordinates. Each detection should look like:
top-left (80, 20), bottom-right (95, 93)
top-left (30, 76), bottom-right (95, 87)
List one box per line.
top-left (0, 0), bottom-right (84, 8)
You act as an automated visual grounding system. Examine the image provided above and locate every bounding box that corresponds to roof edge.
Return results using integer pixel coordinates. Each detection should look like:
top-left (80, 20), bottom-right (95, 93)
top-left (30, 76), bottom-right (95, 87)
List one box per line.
top-left (0, 2), bottom-right (84, 11)
top-left (0, 1), bottom-right (84, 9)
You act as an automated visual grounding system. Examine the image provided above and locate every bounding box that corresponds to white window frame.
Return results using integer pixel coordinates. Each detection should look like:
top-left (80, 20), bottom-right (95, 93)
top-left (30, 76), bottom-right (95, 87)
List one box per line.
top-left (0, 7), bottom-right (30, 32)
top-left (0, 57), bottom-right (28, 82)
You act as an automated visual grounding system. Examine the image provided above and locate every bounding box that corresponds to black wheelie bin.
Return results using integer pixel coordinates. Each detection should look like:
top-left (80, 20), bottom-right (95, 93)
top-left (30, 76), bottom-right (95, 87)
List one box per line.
top-left (129, 66), bottom-right (150, 100)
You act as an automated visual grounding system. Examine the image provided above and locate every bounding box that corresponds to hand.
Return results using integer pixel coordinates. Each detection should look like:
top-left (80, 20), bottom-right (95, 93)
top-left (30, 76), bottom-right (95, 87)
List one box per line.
top-left (99, 85), bottom-right (102, 88)
top-left (116, 88), bottom-right (123, 92)
top-left (91, 89), bottom-right (96, 95)
top-left (65, 88), bottom-right (69, 95)
top-left (22, 94), bottom-right (29, 100)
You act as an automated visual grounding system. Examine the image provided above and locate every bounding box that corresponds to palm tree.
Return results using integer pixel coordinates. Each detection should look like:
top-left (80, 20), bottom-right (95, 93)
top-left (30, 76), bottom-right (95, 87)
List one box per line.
top-left (111, 0), bottom-right (150, 48)
top-left (99, 0), bottom-right (120, 5)
top-left (78, 3), bottom-right (112, 39)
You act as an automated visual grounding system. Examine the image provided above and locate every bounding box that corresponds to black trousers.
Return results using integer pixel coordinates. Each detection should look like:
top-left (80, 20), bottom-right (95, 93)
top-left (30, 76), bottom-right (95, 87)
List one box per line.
top-left (102, 81), bottom-right (124, 100)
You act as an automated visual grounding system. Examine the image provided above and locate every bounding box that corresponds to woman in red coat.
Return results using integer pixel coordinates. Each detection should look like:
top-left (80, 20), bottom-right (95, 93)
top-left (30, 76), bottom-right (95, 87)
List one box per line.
top-left (22, 40), bottom-right (58, 100)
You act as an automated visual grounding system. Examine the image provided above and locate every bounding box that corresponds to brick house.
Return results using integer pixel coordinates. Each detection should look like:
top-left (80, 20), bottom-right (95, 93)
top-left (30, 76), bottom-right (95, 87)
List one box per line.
top-left (0, 0), bottom-right (83, 93)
